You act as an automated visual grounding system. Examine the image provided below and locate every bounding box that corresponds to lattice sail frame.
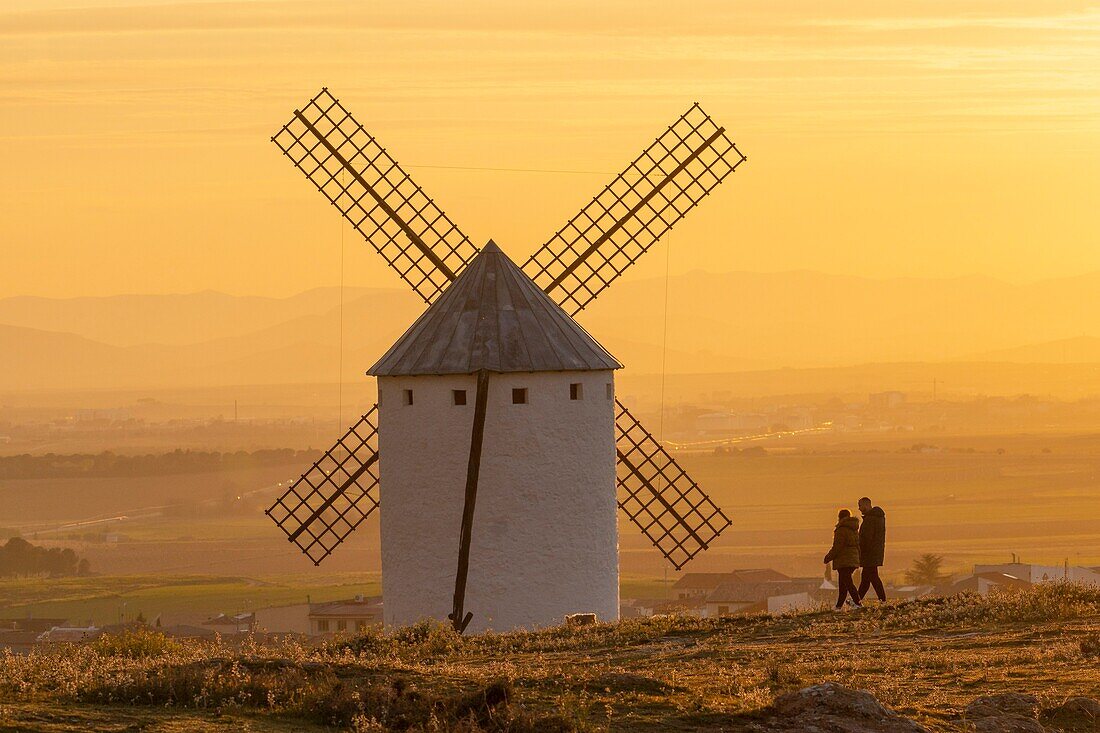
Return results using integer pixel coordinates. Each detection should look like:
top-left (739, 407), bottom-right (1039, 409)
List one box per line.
top-left (615, 400), bottom-right (732, 570)
top-left (524, 103), bottom-right (746, 315)
top-left (272, 89), bottom-right (480, 303)
top-left (268, 90), bottom-right (740, 568)
top-left (266, 407), bottom-right (381, 565)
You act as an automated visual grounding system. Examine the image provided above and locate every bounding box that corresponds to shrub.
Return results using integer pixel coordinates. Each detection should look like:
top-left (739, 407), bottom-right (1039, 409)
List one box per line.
top-left (1080, 634), bottom-right (1100, 658)
top-left (810, 581), bottom-right (1100, 632)
top-left (77, 663), bottom-right (557, 731)
top-left (78, 659), bottom-right (332, 712)
top-left (90, 629), bottom-right (184, 659)
top-left (337, 618), bottom-right (461, 659)
top-left (764, 661), bottom-right (802, 690)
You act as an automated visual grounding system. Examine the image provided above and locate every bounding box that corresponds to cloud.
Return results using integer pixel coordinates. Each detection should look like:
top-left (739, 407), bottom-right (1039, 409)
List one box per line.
top-left (807, 11), bottom-right (1100, 33)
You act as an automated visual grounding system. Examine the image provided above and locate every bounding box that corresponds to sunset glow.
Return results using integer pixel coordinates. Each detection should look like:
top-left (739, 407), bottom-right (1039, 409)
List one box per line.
top-left (3, 0), bottom-right (1098, 299)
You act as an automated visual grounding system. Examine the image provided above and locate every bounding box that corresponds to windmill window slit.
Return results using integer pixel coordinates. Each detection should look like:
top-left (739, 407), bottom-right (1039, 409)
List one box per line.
top-left (402, 389), bottom-right (414, 406)
top-left (453, 389), bottom-right (467, 406)
top-left (512, 388), bottom-right (528, 405)
top-left (570, 383), bottom-right (583, 400)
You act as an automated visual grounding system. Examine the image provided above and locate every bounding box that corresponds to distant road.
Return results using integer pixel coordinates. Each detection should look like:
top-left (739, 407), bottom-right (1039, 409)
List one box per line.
top-left (667, 423), bottom-right (833, 453)
top-left (16, 479), bottom-right (291, 538)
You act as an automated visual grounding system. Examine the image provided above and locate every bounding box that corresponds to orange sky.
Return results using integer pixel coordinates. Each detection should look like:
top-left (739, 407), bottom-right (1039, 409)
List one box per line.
top-left (2, 0), bottom-right (1098, 298)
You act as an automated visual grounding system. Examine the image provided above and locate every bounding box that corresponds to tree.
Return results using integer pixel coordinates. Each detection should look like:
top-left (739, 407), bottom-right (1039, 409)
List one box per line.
top-left (906, 553), bottom-right (948, 585)
top-left (0, 537), bottom-right (88, 578)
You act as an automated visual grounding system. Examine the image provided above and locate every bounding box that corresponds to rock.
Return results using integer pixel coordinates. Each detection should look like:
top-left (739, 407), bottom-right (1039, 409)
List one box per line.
top-left (582, 671), bottom-right (680, 695)
top-left (972, 715), bottom-right (1048, 733)
top-left (565, 613), bottom-right (597, 627)
top-left (756, 682), bottom-right (930, 732)
top-left (774, 683), bottom-right (893, 719)
top-left (1042, 696), bottom-right (1100, 731)
top-left (967, 693), bottom-right (1042, 720)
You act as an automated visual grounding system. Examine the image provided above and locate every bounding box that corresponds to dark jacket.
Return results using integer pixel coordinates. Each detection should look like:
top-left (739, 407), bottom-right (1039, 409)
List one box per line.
top-left (859, 506), bottom-right (886, 567)
top-left (824, 516), bottom-right (861, 570)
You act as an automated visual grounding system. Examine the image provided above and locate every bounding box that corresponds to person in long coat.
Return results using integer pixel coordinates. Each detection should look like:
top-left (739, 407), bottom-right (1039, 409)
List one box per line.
top-left (824, 509), bottom-right (862, 609)
top-left (857, 496), bottom-right (887, 602)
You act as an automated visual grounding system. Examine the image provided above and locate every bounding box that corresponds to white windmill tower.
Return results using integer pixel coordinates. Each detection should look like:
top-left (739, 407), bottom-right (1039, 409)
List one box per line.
top-left (266, 89), bottom-right (745, 633)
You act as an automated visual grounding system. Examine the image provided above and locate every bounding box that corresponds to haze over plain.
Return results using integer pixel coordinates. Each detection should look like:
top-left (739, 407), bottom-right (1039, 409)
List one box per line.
top-left (2, 2), bottom-right (1100, 648)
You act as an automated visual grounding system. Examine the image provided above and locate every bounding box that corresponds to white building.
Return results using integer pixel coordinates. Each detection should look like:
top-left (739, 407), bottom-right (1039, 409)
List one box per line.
top-left (253, 603), bottom-right (312, 635)
top-left (308, 596), bottom-right (383, 635)
top-left (696, 412), bottom-right (769, 435)
top-left (703, 579), bottom-right (819, 617)
top-left (972, 563), bottom-right (1100, 585)
top-left (869, 391), bottom-right (906, 409)
top-left (368, 242), bottom-right (622, 633)
top-left (36, 626), bottom-right (99, 643)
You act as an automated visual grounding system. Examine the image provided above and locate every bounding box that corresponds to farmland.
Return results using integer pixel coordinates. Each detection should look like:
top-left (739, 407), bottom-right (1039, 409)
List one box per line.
top-left (668, 429), bottom-right (1100, 578)
top-left (0, 574), bottom-right (382, 627)
top-left (0, 573), bottom-right (674, 629)
top-left (0, 425), bottom-right (1098, 636)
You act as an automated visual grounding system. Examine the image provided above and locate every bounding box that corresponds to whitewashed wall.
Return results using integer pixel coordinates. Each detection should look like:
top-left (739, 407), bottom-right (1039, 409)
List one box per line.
top-left (377, 370), bottom-right (618, 633)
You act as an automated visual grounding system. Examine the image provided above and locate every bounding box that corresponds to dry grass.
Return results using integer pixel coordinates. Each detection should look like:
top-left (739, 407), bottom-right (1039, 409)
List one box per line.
top-left (2, 583), bottom-right (1099, 731)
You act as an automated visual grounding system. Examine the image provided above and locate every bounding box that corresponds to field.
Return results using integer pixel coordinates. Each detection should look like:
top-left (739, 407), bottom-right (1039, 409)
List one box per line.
top-left (0, 463), bottom-right (303, 526)
top-left (1, 584), bottom-right (1098, 731)
top-left (668, 429), bottom-right (1100, 578)
top-left (0, 574), bottom-right (669, 629)
top-left (2, 429), bottom-right (1098, 622)
top-left (0, 574), bottom-right (382, 627)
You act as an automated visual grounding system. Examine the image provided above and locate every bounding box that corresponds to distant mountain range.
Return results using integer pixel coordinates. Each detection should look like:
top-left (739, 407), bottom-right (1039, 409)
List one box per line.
top-left (964, 336), bottom-right (1100, 364)
top-left (2, 270), bottom-right (1098, 392)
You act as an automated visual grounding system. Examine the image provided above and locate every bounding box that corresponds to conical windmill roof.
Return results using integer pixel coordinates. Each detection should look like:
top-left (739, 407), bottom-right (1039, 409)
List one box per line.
top-left (368, 241), bottom-right (622, 376)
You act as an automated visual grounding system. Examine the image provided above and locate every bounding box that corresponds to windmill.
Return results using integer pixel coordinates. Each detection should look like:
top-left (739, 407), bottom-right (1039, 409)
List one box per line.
top-left (266, 89), bottom-right (746, 633)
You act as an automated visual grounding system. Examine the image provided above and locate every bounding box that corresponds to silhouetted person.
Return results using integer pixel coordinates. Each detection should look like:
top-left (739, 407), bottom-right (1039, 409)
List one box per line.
top-left (824, 509), bottom-right (861, 609)
top-left (857, 496), bottom-right (887, 602)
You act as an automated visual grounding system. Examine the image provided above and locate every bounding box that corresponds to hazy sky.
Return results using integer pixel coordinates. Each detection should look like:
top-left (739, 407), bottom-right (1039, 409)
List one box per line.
top-left (2, 0), bottom-right (1098, 298)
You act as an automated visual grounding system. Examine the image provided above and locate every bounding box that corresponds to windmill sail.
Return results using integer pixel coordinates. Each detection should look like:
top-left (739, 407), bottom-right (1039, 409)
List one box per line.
top-left (266, 93), bottom-right (738, 581)
top-left (615, 400), bottom-right (731, 570)
top-left (524, 103), bottom-right (746, 315)
top-left (272, 88), bottom-right (480, 303)
top-left (266, 407), bottom-right (381, 565)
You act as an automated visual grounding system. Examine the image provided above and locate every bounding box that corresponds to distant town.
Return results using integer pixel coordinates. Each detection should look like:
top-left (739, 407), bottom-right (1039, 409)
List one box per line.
top-left (5, 390), bottom-right (1100, 457)
top-left (4, 560), bottom-right (1098, 656)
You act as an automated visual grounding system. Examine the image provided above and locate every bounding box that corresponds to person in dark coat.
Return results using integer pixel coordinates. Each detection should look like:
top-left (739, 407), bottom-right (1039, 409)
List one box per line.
top-left (824, 509), bottom-right (862, 609)
top-left (857, 497), bottom-right (887, 602)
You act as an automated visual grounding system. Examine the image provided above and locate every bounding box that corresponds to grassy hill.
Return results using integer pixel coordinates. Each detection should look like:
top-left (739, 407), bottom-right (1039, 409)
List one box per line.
top-left (2, 584), bottom-right (1098, 731)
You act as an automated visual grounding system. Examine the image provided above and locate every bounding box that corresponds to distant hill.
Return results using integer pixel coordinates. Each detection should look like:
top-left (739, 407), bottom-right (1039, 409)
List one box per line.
top-left (1, 270), bottom-right (1099, 392)
top-left (0, 324), bottom-right (149, 391)
top-left (582, 269), bottom-right (1100, 371)
top-left (0, 288), bottom-right (384, 347)
top-left (618, 361), bottom-right (1100, 408)
top-left (964, 336), bottom-right (1100, 364)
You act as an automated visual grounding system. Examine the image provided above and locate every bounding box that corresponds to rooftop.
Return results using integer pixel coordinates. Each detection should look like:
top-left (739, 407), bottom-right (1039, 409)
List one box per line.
top-left (673, 569), bottom-right (791, 590)
top-left (2, 618), bottom-right (68, 633)
top-left (672, 573), bottom-right (731, 590)
top-left (729, 569), bottom-right (791, 584)
top-left (309, 596), bottom-right (383, 618)
top-left (203, 613), bottom-right (254, 627)
top-left (706, 580), bottom-right (818, 605)
top-left (369, 241), bottom-right (621, 377)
